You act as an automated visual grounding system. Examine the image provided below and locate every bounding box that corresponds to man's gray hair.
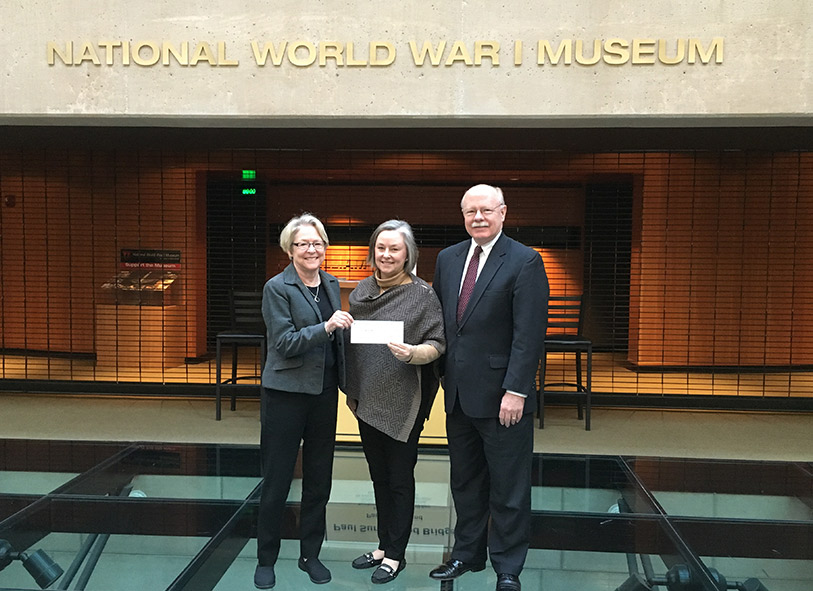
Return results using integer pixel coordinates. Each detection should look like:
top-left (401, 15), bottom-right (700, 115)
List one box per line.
top-left (461, 184), bottom-right (505, 208)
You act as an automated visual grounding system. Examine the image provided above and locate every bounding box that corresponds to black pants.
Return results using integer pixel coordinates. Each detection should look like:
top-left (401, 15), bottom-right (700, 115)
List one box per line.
top-left (256, 386), bottom-right (338, 566)
top-left (445, 401), bottom-right (533, 575)
top-left (357, 414), bottom-right (423, 562)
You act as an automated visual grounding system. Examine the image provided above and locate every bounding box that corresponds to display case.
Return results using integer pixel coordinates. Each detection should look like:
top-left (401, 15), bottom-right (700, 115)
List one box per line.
top-left (100, 269), bottom-right (180, 306)
top-left (95, 250), bottom-right (185, 369)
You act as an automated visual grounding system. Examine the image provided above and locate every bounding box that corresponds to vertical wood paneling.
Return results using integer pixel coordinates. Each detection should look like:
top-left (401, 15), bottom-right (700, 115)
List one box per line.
top-left (0, 146), bottom-right (811, 399)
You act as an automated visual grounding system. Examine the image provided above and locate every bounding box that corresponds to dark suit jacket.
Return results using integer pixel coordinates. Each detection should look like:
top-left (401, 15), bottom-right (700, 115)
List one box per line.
top-left (433, 233), bottom-right (548, 418)
top-left (261, 264), bottom-right (346, 394)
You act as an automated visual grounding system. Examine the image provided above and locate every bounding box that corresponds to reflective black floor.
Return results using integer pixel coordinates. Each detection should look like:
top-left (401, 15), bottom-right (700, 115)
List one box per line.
top-left (0, 440), bottom-right (810, 590)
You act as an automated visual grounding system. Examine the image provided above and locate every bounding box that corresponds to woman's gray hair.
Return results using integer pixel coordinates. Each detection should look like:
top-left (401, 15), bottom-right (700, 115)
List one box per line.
top-left (279, 213), bottom-right (329, 254)
top-left (366, 219), bottom-right (418, 274)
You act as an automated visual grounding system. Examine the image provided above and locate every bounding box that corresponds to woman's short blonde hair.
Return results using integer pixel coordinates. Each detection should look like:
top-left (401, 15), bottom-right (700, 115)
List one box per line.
top-left (279, 213), bottom-right (329, 255)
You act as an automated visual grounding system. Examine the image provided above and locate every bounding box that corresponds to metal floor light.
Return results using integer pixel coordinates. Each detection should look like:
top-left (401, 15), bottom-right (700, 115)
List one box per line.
top-left (0, 538), bottom-right (64, 589)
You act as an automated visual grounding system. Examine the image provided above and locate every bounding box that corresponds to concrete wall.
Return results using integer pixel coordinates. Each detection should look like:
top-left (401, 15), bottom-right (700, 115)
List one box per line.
top-left (2, 0), bottom-right (810, 125)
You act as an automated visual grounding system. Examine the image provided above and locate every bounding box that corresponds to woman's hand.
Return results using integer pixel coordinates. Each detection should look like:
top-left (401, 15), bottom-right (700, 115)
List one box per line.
top-left (325, 310), bottom-right (353, 334)
top-left (387, 342), bottom-right (415, 363)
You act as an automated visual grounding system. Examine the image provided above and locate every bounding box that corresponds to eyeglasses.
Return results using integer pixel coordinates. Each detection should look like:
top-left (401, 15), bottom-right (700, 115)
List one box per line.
top-left (462, 205), bottom-right (504, 218)
top-left (292, 241), bottom-right (327, 251)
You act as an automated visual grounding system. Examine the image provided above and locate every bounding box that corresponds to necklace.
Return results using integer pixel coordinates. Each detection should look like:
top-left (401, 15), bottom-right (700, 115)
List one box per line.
top-left (307, 284), bottom-right (320, 303)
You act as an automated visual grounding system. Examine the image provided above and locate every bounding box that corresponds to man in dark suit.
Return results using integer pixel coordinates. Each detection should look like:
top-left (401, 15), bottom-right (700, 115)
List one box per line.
top-left (430, 184), bottom-right (549, 591)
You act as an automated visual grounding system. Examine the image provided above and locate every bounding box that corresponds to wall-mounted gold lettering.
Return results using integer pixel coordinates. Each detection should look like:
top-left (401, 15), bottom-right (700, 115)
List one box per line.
top-left (47, 40), bottom-right (239, 66)
top-left (251, 41), bottom-right (395, 66)
top-left (408, 40), bottom-right (500, 66)
top-left (536, 38), bottom-right (724, 66)
top-left (47, 37), bottom-right (724, 68)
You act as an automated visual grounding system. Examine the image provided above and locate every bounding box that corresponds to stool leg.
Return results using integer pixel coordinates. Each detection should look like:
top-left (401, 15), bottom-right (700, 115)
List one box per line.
top-left (538, 355), bottom-right (546, 428)
top-left (575, 351), bottom-right (584, 420)
top-left (230, 344), bottom-right (238, 411)
top-left (585, 345), bottom-right (592, 431)
top-left (215, 340), bottom-right (223, 420)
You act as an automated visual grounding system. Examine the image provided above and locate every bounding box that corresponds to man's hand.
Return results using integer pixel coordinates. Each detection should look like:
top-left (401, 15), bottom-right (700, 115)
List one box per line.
top-left (499, 391), bottom-right (525, 427)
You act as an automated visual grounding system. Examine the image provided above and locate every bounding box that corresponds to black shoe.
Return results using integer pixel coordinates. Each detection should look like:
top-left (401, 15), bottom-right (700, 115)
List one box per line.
top-left (496, 573), bottom-right (521, 591)
top-left (352, 552), bottom-right (384, 569)
top-left (371, 559), bottom-right (406, 584)
top-left (254, 565), bottom-right (276, 589)
top-left (429, 558), bottom-right (486, 580)
top-left (298, 557), bottom-right (331, 584)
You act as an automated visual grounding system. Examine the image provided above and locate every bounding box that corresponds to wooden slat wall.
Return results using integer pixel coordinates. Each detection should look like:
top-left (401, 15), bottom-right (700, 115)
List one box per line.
top-left (630, 152), bottom-right (813, 367)
top-left (0, 149), bottom-right (202, 367)
top-left (1, 147), bottom-right (811, 388)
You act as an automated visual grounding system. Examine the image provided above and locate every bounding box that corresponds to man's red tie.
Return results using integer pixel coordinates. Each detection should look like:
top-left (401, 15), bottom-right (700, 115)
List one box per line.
top-left (457, 245), bottom-right (482, 324)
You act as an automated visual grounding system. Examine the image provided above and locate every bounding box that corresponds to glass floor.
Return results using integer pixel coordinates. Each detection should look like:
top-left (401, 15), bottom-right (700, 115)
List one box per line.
top-left (0, 440), bottom-right (810, 591)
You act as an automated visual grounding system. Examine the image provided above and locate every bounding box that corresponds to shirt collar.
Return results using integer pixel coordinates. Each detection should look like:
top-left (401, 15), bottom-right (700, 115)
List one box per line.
top-left (468, 231), bottom-right (502, 258)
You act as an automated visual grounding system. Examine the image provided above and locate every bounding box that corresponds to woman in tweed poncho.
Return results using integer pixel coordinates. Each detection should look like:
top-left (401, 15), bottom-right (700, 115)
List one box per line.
top-left (344, 220), bottom-right (445, 584)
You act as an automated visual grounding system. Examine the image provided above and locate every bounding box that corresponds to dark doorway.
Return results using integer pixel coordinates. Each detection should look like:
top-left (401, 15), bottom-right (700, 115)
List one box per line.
top-left (583, 181), bottom-right (633, 352)
top-left (206, 178), bottom-right (267, 350)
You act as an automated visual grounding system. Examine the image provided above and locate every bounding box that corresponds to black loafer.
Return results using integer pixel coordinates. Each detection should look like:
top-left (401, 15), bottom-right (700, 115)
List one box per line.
top-left (496, 573), bottom-right (521, 591)
top-left (298, 557), bottom-right (331, 584)
top-left (254, 565), bottom-right (276, 589)
top-left (352, 552), bottom-right (384, 569)
top-left (429, 558), bottom-right (486, 580)
top-left (371, 560), bottom-right (406, 584)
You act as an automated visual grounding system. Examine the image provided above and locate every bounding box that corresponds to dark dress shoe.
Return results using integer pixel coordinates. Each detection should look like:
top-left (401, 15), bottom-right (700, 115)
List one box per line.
top-left (496, 573), bottom-right (521, 591)
top-left (298, 557), bottom-right (331, 584)
top-left (429, 558), bottom-right (487, 580)
top-left (371, 559), bottom-right (406, 584)
top-left (352, 552), bottom-right (383, 569)
top-left (254, 565), bottom-right (276, 589)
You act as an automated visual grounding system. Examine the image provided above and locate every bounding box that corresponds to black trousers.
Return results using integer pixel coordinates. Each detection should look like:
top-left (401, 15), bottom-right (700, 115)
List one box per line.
top-left (445, 401), bottom-right (534, 576)
top-left (357, 414), bottom-right (424, 562)
top-left (256, 385), bottom-right (338, 566)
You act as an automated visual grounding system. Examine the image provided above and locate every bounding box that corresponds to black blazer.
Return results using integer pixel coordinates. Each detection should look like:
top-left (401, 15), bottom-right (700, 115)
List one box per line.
top-left (433, 233), bottom-right (549, 418)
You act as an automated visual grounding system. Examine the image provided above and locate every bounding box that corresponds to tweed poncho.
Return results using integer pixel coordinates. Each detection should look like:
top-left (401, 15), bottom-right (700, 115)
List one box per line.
top-left (344, 274), bottom-right (445, 442)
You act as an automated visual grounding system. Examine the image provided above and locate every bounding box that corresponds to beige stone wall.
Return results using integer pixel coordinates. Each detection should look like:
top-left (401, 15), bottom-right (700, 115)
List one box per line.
top-left (2, 0), bottom-right (811, 124)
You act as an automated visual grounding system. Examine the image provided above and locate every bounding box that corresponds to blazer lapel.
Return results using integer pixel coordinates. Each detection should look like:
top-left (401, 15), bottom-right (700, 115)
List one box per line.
top-left (284, 265), bottom-right (321, 319)
top-left (447, 242), bottom-right (468, 316)
top-left (320, 271), bottom-right (340, 313)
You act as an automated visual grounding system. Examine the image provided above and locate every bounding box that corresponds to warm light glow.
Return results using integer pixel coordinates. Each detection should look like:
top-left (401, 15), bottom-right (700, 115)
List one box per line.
top-left (324, 245), bottom-right (372, 281)
top-left (535, 247), bottom-right (583, 295)
top-left (324, 215), bottom-right (367, 225)
top-left (535, 248), bottom-right (584, 335)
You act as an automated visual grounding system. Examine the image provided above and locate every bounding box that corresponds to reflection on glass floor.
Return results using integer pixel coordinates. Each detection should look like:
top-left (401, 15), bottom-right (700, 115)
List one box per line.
top-left (0, 441), bottom-right (810, 591)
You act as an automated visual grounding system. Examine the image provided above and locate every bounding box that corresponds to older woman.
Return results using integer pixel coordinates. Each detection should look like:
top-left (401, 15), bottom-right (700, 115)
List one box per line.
top-left (254, 214), bottom-right (354, 590)
top-left (344, 220), bottom-right (445, 585)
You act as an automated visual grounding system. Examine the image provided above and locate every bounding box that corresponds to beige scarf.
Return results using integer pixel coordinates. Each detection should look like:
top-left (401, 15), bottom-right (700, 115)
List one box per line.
top-left (374, 268), bottom-right (411, 291)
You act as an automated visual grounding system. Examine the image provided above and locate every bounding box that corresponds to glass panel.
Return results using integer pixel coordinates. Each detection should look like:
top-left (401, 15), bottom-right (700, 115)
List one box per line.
top-left (33, 444), bottom-right (264, 501)
top-left (1, 442), bottom-right (811, 591)
top-left (533, 454), bottom-right (664, 515)
top-left (0, 471), bottom-right (78, 495)
top-left (0, 533), bottom-right (208, 591)
top-left (628, 457), bottom-right (813, 522)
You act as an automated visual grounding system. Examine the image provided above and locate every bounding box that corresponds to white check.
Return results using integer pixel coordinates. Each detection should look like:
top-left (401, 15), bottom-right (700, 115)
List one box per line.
top-left (350, 320), bottom-right (404, 344)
